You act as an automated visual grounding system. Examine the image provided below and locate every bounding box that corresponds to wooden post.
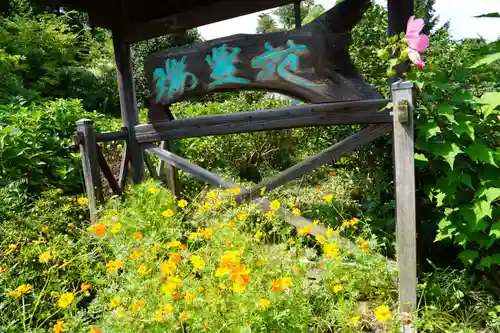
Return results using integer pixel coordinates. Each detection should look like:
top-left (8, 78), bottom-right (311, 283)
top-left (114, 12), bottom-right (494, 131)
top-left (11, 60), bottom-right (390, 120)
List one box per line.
top-left (388, 0), bottom-right (413, 36)
top-left (113, 32), bottom-right (145, 183)
top-left (392, 81), bottom-right (417, 330)
top-left (294, 1), bottom-right (301, 29)
top-left (76, 119), bottom-right (103, 223)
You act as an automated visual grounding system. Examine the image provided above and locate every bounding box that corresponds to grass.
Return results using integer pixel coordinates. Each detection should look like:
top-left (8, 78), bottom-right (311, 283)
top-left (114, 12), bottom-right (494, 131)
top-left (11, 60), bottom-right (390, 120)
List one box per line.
top-left (1, 180), bottom-right (497, 332)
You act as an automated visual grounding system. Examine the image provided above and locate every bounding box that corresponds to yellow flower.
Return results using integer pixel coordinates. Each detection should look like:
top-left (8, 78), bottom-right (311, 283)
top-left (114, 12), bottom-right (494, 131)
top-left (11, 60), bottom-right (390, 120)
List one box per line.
top-left (77, 197), bottom-right (89, 206)
top-left (326, 227), bottom-right (339, 238)
top-left (179, 311), bottom-right (189, 321)
top-left (350, 316), bottom-right (361, 324)
top-left (178, 199), bottom-right (188, 208)
top-left (271, 277), bottom-right (292, 292)
top-left (137, 264), bottom-right (148, 275)
top-left (184, 292), bottom-right (194, 303)
top-left (237, 213), bottom-right (249, 221)
top-left (128, 300), bottom-right (145, 312)
top-left (155, 304), bottom-right (174, 321)
top-left (106, 259), bottom-right (123, 273)
top-left (52, 320), bottom-right (66, 333)
top-left (8, 284), bottom-right (32, 297)
top-left (130, 249), bottom-right (144, 261)
top-left (216, 250), bottom-right (240, 276)
top-left (254, 231), bottom-right (264, 240)
top-left (230, 187), bottom-right (241, 195)
top-left (207, 191), bottom-right (217, 199)
top-left (313, 219), bottom-right (320, 226)
top-left (160, 259), bottom-right (177, 276)
top-left (323, 194), bottom-right (334, 204)
top-left (110, 223), bottom-right (122, 234)
top-left (160, 276), bottom-right (183, 296)
top-left (258, 298), bottom-right (271, 309)
top-left (375, 305), bottom-right (392, 322)
top-left (162, 209), bottom-right (174, 217)
top-left (333, 284), bottom-right (344, 293)
top-left (202, 228), bottom-right (213, 239)
top-left (190, 255), bottom-right (206, 271)
top-left (39, 250), bottom-right (52, 263)
top-left (149, 187), bottom-right (158, 193)
top-left (265, 211), bottom-right (276, 218)
top-left (350, 217), bottom-right (359, 225)
top-left (109, 297), bottom-right (120, 309)
top-left (167, 240), bottom-right (182, 248)
top-left (292, 208), bottom-right (301, 216)
top-left (315, 235), bottom-right (326, 244)
top-left (288, 203), bottom-right (296, 208)
top-left (269, 200), bottom-right (280, 211)
top-left (324, 243), bottom-right (340, 258)
top-left (57, 292), bottom-right (74, 308)
top-left (297, 225), bottom-right (313, 236)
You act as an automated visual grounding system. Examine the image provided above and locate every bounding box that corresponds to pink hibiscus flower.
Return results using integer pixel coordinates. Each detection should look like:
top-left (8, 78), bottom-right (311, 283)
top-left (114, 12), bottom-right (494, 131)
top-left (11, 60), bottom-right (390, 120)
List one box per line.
top-left (405, 16), bottom-right (430, 69)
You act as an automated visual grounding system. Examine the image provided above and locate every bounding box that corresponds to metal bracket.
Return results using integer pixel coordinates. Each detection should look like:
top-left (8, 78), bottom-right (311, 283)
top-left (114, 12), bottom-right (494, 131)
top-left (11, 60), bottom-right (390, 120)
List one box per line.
top-left (394, 100), bottom-right (410, 124)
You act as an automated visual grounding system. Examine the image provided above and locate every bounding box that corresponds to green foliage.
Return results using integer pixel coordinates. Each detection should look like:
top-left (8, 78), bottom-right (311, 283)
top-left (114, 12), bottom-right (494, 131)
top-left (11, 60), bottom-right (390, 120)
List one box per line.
top-left (0, 99), bottom-right (118, 195)
top-left (0, 4), bottom-right (120, 114)
top-left (255, 0), bottom-right (324, 32)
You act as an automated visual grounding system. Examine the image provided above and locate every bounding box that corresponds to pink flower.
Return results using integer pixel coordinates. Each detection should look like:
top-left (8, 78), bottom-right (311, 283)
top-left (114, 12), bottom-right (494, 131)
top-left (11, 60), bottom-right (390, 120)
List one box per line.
top-left (405, 16), bottom-right (429, 69)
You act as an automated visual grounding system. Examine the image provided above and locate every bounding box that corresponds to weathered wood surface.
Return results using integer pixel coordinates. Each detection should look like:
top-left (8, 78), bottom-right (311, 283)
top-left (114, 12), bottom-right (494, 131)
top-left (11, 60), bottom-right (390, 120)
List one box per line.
top-left (136, 99), bottom-right (391, 143)
top-left (392, 81), bottom-right (417, 330)
top-left (76, 119), bottom-right (103, 223)
top-left (237, 123), bottom-right (392, 202)
top-left (118, 146), bottom-right (130, 190)
top-left (144, 151), bottom-right (161, 181)
top-left (96, 144), bottom-right (122, 195)
top-left (114, 33), bottom-right (145, 183)
top-left (143, 143), bottom-right (331, 238)
top-left (145, 0), bottom-right (379, 120)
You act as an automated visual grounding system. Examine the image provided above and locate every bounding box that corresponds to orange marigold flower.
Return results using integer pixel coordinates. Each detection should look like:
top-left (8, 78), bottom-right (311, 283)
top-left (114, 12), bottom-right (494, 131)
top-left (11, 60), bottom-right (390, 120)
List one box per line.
top-left (169, 252), bottom-right (182, 264)
top-left (133, 232), bottom-right (143, 241)
top-left (179, 243), bottom-right (187, 250)
top-left (81, 282), bottom-right (92, 293)
top-left (52, 321), bottom-right (66, 333)
top-left (130, 249), bottom-right (144, 261)
top-left (92, 224), bottom-right (106, 236)
top-left (88, 328), bottom-right (103, 333)
top-left (202, 322), bottom-right (209, 329)
top-left (328, 171), bottom-right (337, 176)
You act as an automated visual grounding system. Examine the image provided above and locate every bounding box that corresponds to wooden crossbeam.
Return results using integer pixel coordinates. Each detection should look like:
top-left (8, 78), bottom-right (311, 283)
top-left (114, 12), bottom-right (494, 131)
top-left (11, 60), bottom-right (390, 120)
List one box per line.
top-left (135, 99), bottom-right (391, 143)
top-left (142, 143), bottom-right (329, 238)
top-left (118, 147), bottom-right (130, 190)
top-left (237, 124), bottom-right (393, 202)
top-left (96, 144), bottom-right (122, 195)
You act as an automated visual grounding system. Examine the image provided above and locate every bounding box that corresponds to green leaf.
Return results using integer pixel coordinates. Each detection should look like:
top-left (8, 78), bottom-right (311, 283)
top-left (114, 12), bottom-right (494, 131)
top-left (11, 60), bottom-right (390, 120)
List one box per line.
top-left (415, 153), bottom-right (428, 162)
top-left (435, 192), bottom-right (446, 207)
top-left (438, 104), bottom-right (457, 124)
top-left (478, 187), bottom-right (500, 204)
top-left (474, 12), bottom-right (500, 18)
top-left (489, 223), bottom-right (500, 239)
top-left (473, 200), bottom-right (493, 222)
top-left (479, 254), bottom-right (500, 269)
top-left (452, 120), bottom-right (475, 141)
top-left (479, 92), bottom-right (500, 109)
top-left (418, 120), bottom-right (441, 141)
top-left (469, 52), bottom-right (500, 68)
top-left (465, 143), bottom-right (498, 167)
top-left (459, 250), bottom-right (479, 266)
top-left (433, 143), bottom-right (462, 170)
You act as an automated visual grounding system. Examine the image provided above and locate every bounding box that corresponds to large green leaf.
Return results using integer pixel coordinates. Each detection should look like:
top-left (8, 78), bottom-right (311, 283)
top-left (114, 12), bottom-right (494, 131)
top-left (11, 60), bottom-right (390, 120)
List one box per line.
top-left (479, 254), bottom-right (500, 269)
top-left (469, 52), bottom-right (500, 68)
top-left (451, 120), bottom-right (475, 141)
top-left (417, 120), bottom-right (442, 141)
top-left (473, 200), bottom-right (493, 222)
top-left (459, 250), bottom-right (479, 266)
top-left (478, 187), bottom-right (500, 204)
top-left (465, 143), bottom-right (498, 167)
top-left (432, 143), bottom-right (463, 170)
top-left (438, 104), bottom-right (457, 124)
top-left (489, 223), bottom-right (500, 239)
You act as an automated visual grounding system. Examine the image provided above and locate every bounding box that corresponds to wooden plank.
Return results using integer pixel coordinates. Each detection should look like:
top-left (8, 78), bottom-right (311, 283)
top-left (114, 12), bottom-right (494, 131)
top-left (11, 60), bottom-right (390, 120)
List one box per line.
top-left (118, 146), bottom-right (130, 190)
top-left (76, 119), bottom-right (103, 223)
top-left (143, 143), bottom-right (331, 238)
top-left (392, 81), bottom-right (417, 331)
top-left (122, 0), bottom-right (296, 43)
top-left (144, 151), bottom-right (161, 181)
top-left (237, 123), bottom-right (392, 202)
top-left (294, 1), bottom-right (302, 29)
top-left (95, 131), bottom-right (128, 143)
top-left (96, 144), bottom-right (122, 195)
top-left (135, 99), bottom-right (392, 143)
top-left (113, 32), bottom-right (145, 183)
top-left (145, 0), bottom-right (378, 117)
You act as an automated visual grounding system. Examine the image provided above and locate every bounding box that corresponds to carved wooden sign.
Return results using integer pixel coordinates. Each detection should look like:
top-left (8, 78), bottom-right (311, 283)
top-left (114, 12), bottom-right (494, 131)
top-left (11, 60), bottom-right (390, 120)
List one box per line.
top-left (145, 0), bottom-right (380, 118)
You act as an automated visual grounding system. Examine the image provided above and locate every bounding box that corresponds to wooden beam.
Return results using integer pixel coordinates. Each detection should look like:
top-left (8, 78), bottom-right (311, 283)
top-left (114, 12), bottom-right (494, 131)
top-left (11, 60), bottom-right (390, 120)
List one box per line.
top-left (76, 119), bottom-right (103, 223)
top-left (237, 123), bottom-right (392, 202)
top-left (135, 99), bottom-right (392, 143)
top-left (392, 81), bottom-right (417, 329)
top-left (388, 0), bottom-right (414, 36)
top-left (123, 0), bottom-right (295, 43)
top-left (144, 151), bottom-right (161, 181)
top-left (96, 144), bottom-right (122, 195)
top-left (95, 130), bottom-right (128, 143)
top-left (118, 146), bottom-right (130, 190)
top-left (294, 1), bottom-right (302, 28)
top-left (142, 143), bottom-right (331, 238)
top-left (113, 32), bottom-right (145, 183)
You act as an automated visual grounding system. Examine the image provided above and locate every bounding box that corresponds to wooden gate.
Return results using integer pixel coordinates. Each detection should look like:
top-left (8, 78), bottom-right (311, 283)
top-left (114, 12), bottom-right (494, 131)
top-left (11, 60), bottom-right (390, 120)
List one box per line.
top-left (73, 0), bottom-right (417, 330)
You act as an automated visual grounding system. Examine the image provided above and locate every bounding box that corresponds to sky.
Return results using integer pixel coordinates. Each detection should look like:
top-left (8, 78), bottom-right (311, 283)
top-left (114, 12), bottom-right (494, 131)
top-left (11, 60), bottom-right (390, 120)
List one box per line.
top-left (198, 0), bottom-right (500, 41)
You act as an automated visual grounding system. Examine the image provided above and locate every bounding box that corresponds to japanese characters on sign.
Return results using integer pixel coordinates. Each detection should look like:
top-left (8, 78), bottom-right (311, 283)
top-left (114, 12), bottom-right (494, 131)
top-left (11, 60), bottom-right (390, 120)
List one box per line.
top-left (152, 40), bottom-right (325, 102)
